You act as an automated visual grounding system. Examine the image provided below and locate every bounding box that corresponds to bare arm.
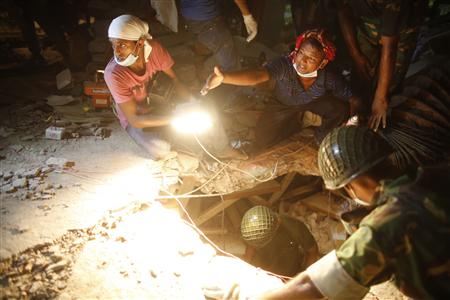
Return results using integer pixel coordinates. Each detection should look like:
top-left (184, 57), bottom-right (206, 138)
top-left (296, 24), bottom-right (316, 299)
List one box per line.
top-left (234, 0), bottom-right (251, 15)
top-left (118, 100), bottom-right (170, 128)
top-left (337, 2), bottom-right (372, 81)
top-left (223, 68), bottom-right (270, 86)
top-left (201, 66), bottom-right (270, 95)
top-left (369, 35), bottom-right (398, 130)
top-left (256, 272), bottom-right (323, 300)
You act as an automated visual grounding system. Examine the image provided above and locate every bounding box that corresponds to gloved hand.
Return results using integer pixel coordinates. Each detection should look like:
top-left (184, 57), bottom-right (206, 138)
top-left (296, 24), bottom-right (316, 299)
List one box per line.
top-left (243, 14), bottom-right (258, 42)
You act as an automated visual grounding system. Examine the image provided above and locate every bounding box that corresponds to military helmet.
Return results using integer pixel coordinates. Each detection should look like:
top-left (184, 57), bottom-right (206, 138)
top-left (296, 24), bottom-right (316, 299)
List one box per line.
top-left (318, 126), bottom-right (392, 190)
top-left (240, 206), bottom-right (279, 248)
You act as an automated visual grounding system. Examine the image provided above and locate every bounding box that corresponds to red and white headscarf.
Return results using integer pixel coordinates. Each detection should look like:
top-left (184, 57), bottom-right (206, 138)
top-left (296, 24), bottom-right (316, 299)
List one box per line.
top-left (290, 29), bottom-right (336, 62)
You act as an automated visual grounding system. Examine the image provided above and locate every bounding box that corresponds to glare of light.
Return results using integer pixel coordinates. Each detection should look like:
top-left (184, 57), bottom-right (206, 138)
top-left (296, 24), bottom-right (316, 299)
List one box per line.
top-left (171, 102), bottom-right (213, 134)
top-left (89, 162), bottom-right (161, 211)
top-left (77, 161), bottom-right (283, 299)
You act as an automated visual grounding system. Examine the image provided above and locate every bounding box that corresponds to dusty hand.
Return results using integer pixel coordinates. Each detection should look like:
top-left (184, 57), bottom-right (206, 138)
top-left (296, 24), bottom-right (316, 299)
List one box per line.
top-left (201, 66), bottom-right (224, 96)
top-left (223, 283), bottom-right (241, 300)
top-left (369, 95), bottom-right (388, 131)
top-left (353, 53), bottom-right (373, 82)
top-left (243, 14), bottom-right (258, 42)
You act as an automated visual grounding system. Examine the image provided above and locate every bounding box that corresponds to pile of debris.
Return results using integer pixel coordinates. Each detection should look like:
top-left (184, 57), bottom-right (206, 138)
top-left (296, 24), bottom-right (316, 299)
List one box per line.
top-left (0, 157), bottom-right (74, 201)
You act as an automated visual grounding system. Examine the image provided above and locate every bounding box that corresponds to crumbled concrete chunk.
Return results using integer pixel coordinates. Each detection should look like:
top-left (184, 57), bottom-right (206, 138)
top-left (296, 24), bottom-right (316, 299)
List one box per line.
top-left (24, 168), bottom-right (42, 178)
top-left (2, 184), bottom-right (16, 193)
top-left (177, 154), bottom-right (200, 173)
top-left (45, 157), bottom-right (75, 169)
top-left (12, 178), bottom-right (28, 189)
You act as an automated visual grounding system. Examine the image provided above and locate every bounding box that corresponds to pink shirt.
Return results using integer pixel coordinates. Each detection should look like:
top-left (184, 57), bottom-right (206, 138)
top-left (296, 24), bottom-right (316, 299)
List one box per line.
top-left (104, 40), bottom-right (174, 128)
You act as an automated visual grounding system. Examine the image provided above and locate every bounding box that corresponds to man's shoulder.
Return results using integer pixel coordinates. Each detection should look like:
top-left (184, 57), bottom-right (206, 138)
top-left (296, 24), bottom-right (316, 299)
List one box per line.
top-left (105, 57), bottom-right (122, 76)
top-left (264, 56), bottom-right (293, 76)
top-left (148, 39), bottom-right (168, 53)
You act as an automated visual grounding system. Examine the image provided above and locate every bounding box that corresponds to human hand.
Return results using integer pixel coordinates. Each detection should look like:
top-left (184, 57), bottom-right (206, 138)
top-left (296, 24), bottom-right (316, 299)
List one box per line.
top-left (353, 53), bottom-right (373, 82)
top-left (223, 283), bottom-right (241, 300)
top-left (369, 95), bottom-right (388, 131)
top-left (200, 66), bottom-right (225, 96)
top-left (243, 14), bottom-right (258, 42)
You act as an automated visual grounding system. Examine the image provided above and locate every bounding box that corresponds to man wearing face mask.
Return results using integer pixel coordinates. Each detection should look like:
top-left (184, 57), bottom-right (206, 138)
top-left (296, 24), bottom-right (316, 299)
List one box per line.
top-left (105, 14), bottom-right (245, 160)
top-left (239, 126), bottom-right (450, 300)
top-left (201, 29), bottom-right (360, 148)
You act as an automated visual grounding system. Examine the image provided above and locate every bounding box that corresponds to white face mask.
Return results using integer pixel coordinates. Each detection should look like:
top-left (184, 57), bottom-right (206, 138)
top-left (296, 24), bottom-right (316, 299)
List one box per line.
top-left (293, 63), bottom-right (318, 78)
top-left (114, 42), bottom-right (139, 67)
top-left (347, 185), bottom-right (369, 206)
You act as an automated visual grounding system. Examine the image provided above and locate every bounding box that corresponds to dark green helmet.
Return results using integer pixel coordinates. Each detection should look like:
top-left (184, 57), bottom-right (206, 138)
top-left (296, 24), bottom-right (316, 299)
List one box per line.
top-left (240, 206), bottom-right (279, 248)
top-left (318, 126), bottom-right (392, 190)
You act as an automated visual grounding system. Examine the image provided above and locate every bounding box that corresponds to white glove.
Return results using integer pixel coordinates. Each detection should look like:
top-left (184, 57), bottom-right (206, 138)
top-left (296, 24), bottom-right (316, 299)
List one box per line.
top-left (243, 14), bottom-right (258, 42)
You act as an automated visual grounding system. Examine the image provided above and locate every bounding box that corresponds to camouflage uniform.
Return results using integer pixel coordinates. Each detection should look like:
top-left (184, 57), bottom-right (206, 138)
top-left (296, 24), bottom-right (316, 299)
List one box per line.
top-left (345, 0), bottom-right (428, 91)
top-left (249, 215), bottom-right (318, 277)
top-left (336, 167), bottom-right (450, 299)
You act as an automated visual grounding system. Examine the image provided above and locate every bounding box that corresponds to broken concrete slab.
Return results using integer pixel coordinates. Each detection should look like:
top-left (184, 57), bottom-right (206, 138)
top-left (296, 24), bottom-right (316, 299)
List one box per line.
top-left (12, 178), bottom-right (28, 189)
top-left (2, 184), bottom-right (16, 193)
top-left (56, 69), bottom-right (72, 90)
top-left (46, 95), bottom-right (76, 107)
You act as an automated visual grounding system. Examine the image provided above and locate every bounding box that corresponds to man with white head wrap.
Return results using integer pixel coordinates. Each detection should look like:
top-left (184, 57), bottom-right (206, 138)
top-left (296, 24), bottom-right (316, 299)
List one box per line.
top-left (104, 15), bottom-right (246, 160)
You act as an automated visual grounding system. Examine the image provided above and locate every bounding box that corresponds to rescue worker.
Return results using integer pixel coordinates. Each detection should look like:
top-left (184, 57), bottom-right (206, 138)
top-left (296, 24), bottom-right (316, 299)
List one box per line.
top-left (104, 15), bottom-right (245, 160)
top-left (336, 0), bottom-right (428, 131)
top-left (180, 0), bottom-right (257, 72)
top-left (240, 206), bottom-right (319, 277)
top-left (239, 126), bottom-right (450, 300)
top-left (201, 29), bottom-right (359, 147)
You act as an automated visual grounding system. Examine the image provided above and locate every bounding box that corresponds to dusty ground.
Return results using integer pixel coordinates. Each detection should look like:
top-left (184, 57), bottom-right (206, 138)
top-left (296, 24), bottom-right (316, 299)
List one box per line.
top-left (0, 34), bottom-right (406, 299)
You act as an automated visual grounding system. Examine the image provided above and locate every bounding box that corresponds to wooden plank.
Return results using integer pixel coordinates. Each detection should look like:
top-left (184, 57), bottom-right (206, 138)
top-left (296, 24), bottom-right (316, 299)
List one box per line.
top-left (222, 180), bottom-right (280, 200)
top-left (248, 195), bottom-right (270, 207)
top-left (195, 180), bottom-right (280, 226)
top-left (279, 181), bottom-right (320, 201)
top-left (195, 197), bottom-right (239, 226)
top-left (226, 202), bottom-right (244, 231)
top-left (268, 172), bottom-right (296, 205)
top-left (201, 227), bottom-right (228, 235)
top-left (300, 192), bottom-right (342, 220)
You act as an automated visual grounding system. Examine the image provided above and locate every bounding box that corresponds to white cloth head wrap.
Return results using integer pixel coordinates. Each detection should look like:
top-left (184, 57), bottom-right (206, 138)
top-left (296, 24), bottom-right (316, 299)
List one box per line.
top-left (108, 15), bottom-right (153, 62)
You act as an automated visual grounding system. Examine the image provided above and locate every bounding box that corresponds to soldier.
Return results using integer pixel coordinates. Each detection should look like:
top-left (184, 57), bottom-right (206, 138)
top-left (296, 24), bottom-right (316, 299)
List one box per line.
top-left (240, 206), bottom-right (319, 277)
top-left (336, 0), bottom-right (428, 131)
top-left (226, 126), bottom-right (450, 299)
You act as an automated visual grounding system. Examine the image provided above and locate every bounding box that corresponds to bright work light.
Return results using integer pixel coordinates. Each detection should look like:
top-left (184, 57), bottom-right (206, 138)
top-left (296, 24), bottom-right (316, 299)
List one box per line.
top-left (171, 102), bottom-right (213, 134)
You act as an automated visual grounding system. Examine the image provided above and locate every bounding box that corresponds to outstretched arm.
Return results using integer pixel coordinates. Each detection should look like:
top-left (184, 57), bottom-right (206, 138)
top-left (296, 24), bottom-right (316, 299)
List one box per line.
top-left (255, 272), bottom-right (323, 300)
top-left (201, 66), bottom-right (270, 95)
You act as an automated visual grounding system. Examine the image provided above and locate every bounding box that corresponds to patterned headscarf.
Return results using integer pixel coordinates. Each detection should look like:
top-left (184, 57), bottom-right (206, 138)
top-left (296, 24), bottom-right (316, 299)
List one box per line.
top-left (290, 29), bottom-right (336, 62)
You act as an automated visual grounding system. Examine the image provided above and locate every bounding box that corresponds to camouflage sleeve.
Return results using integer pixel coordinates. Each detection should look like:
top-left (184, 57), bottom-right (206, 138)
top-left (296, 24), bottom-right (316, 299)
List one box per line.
top-left (380, 0), bottom-right (406, 36)
top-left (336, 225), bottom-right (393, 286)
